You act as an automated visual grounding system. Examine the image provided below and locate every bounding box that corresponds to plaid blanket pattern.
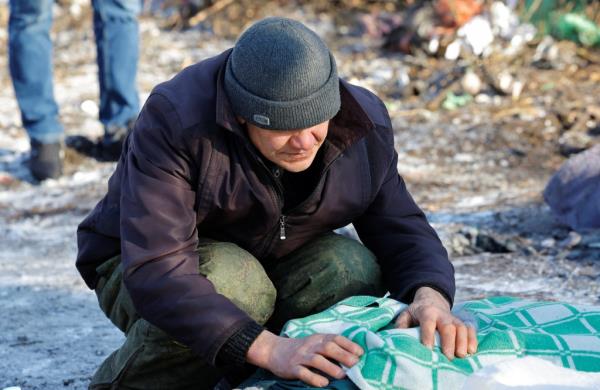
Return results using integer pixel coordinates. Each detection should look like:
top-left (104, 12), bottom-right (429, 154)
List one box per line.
top-left (282, 295), bottom-right (600, 390)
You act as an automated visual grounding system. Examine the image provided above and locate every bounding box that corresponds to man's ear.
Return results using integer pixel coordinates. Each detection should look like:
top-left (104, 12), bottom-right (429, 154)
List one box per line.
top-left (235, 115), bottom-right (246, 125)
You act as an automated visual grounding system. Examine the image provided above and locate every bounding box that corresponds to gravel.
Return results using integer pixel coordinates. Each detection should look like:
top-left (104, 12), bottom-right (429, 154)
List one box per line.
top-left (0, 4), bottom-right (598, 389)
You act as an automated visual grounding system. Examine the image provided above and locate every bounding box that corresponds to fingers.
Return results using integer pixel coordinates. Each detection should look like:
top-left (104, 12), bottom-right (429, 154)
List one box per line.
top-left (402, 306), bottom-right (478, 360)
top-left (293, 335), bottom-right (361, 387)
top-left (329, 335), bottom-right (364, 357)
top-left (317, 335), bottom-right (361, 368)
top-left (437, 319), bottom-right (479, 360)
top-left (306, 353), bottom-right (346, 380)
top-left (395, 310), bottom-right (414, 328)
top-left (294, 365), bottom-right (329, 388)
top-left (439, 322), bottom-right (457, 359)
top-left (420, 319), bottom-right (437, 349)
top-left (467, 325), bottom-right (478, 355)
top-left (454, 322), bottom-right (468, 358)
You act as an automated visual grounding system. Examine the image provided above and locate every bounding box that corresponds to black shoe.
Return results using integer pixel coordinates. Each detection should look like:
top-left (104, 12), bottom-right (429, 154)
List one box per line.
top-left (65, 134), bottom-right (97, 157)
top-left (29, 139), bottom-right (63, 181)
top-left (98, 125), bottom-right (129, 161)
top-left (66, 120), bottom-right (133, 162)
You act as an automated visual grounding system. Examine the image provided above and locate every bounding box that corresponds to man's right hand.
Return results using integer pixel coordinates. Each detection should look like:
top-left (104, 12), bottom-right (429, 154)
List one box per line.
top-left (246, 330), bottom-right (364, 387)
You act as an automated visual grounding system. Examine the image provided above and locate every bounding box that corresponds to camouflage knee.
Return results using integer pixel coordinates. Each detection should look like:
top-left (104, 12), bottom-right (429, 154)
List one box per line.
top-left (267, 233), bottom-right (385, 329)
top-left (196, 240), bottom-right (277, 325)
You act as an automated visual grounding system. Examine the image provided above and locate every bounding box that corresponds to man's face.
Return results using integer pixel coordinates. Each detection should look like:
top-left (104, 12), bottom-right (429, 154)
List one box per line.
top-left (246, 120), bottom-right (329, 172)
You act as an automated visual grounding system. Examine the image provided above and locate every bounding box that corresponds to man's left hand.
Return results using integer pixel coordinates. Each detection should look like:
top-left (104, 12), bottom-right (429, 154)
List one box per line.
top-left (394, 286), bottom-right (478, 360)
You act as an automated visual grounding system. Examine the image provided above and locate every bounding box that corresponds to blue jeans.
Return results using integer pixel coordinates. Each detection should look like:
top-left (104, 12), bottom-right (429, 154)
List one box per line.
top-left (8, 0), bottom-right (141, 144)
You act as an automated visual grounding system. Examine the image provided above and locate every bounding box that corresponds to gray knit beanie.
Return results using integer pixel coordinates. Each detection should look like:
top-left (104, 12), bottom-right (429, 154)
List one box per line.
top-left (224, 17), bottom-right (340, 130)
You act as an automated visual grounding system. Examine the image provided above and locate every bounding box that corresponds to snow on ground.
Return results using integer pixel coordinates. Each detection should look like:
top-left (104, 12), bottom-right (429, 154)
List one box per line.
top-left (0, 5), bottom-right (599, 390)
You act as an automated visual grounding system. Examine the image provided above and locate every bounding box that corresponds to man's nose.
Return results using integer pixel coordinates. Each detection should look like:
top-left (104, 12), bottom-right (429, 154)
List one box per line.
top-left (288, 129), bottom-right (317, 150)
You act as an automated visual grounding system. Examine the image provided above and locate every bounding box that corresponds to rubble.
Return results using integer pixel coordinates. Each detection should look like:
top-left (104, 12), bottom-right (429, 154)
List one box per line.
top-left (0, 1), bottom-right (598, 389)
top-left (544, 144), bottom-right (600, 230)
top-left (460, 70), bottom-right (482, 95)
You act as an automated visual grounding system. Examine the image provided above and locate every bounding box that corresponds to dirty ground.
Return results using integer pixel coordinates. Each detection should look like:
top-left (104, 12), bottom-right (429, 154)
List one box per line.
top-left (0, 1), bottom-right (599, 389)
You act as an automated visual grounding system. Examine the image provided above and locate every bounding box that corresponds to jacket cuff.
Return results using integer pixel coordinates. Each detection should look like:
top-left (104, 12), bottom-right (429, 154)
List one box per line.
top-left (395, 284), bottom-right (454, 308)
top-left (216, 321), bottom-right (264, 366)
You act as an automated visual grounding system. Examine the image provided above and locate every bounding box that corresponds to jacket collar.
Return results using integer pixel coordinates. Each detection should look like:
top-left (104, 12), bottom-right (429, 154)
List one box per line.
top-left (215, 50), bottom-right (376, 154)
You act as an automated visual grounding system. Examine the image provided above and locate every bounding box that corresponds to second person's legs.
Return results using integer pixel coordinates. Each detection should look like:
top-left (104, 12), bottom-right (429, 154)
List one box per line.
top-left (8, 0), bottom-right (63, 180)
top-left (8, 0), bottom-right (63, 144)
top-left (91, 0), bottom-right (140, 158)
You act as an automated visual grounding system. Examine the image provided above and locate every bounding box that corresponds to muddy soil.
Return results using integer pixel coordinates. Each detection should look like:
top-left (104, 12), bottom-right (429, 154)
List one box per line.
top-left (0, 3), bottom-right (598, 389)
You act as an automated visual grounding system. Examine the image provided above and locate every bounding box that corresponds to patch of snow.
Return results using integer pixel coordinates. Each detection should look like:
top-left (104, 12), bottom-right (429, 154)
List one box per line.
top-left (462, 356), bottom-right (600, 389)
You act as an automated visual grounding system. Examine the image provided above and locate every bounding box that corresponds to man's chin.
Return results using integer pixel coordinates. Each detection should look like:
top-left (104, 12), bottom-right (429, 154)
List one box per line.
top-left (278, 157), bottom-right (315, 172)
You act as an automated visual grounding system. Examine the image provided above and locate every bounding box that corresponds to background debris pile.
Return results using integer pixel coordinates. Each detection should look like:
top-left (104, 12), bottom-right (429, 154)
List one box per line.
top-left (0, 1), bottom-right (598, 389)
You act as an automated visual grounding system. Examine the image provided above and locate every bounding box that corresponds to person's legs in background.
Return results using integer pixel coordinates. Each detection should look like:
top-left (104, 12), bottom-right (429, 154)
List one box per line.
top-left (8, 0), bottom-right (63, 180)
top-left (91, 0), bottom-right (141, 161)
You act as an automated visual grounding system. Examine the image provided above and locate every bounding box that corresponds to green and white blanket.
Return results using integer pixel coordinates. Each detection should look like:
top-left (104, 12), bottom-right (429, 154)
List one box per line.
top-left (281, 295), bottom-right (600, 390)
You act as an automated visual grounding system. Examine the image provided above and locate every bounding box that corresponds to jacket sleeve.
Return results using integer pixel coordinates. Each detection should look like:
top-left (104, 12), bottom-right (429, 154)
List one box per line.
top-left (352, 112), bottom-right (455, 306)
top-left (119, 92), bottom-right (258, 365)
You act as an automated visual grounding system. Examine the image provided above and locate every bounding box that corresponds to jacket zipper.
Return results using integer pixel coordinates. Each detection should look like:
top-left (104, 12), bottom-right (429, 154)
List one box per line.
top-left (279, 215), bottom-right (286, 240)
top-left (264, 151), bottom-right (344, 255)
top-left (245, 151), bottom-right (285, 255)
top-left (271, 168), bottom-right (287, 241)
top-left (246, 143), bottom-right (343, 256)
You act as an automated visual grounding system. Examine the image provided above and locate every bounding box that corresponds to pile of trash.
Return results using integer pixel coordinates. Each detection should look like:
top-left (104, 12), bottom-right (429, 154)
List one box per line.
top-left (367, 0), bottom-right (600, 57)
top-left (349, 0), bottom-right (599, 106)
top-left (341, 0), bottom-right (600, 232)
top-left (544, 143), bottom-right (600, 230)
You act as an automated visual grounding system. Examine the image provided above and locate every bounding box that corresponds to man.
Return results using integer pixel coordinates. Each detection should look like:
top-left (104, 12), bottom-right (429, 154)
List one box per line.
top-left (8, 0), bottom-right (140, 181)
top-left (76, 17), bottom-right (477, 389)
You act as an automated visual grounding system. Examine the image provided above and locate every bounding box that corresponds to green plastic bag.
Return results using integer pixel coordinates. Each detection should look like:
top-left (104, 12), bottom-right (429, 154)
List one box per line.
top-left (556, 13), bottom-right (600, 47)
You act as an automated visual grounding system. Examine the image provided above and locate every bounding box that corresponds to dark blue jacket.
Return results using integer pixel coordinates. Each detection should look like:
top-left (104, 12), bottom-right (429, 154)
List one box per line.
top-left (76, 49), bottom-right (454, 365)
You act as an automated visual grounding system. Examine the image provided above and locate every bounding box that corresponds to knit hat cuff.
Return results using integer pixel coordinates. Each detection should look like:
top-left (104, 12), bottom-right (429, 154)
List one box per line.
top-left (224, 52), bottom-right (341, 130)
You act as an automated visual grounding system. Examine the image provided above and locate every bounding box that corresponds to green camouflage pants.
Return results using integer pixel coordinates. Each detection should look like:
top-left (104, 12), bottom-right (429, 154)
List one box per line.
top-left (90, 233), bottom-right (384, 389)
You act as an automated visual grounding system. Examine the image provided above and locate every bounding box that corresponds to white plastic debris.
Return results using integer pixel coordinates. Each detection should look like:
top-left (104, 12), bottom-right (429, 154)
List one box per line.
top-left (490, 1), bottom-right (520, 39)
top-left (498, 71), bottom-right (513, 94)
top-left (3, 387), bottom-right (22, 390)
top-left (508, 23), bottom-right (537, 53)
top-left (511, 79), bottom-right (524, 100)
top-left (428, 36), bottom-right (440, 54)
top-left (445, 40), bottom-right (463, 61)
top-left (458, 16), bottom-right (494, 56)
top-left (475, 93), bottom-right (493, 104)
top-left (461, 71), bottom-right (482, 95)
top-left (80, 99), bottom-right (99, 117)
top-left (496, 71), bottom-right (524, 99)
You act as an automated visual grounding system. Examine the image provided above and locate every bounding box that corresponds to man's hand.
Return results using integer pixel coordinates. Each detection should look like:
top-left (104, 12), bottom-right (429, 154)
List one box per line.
top-left (246, 330), bottom-right (363, 387)
top-left (395, 286), bottom-right (478, 360)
